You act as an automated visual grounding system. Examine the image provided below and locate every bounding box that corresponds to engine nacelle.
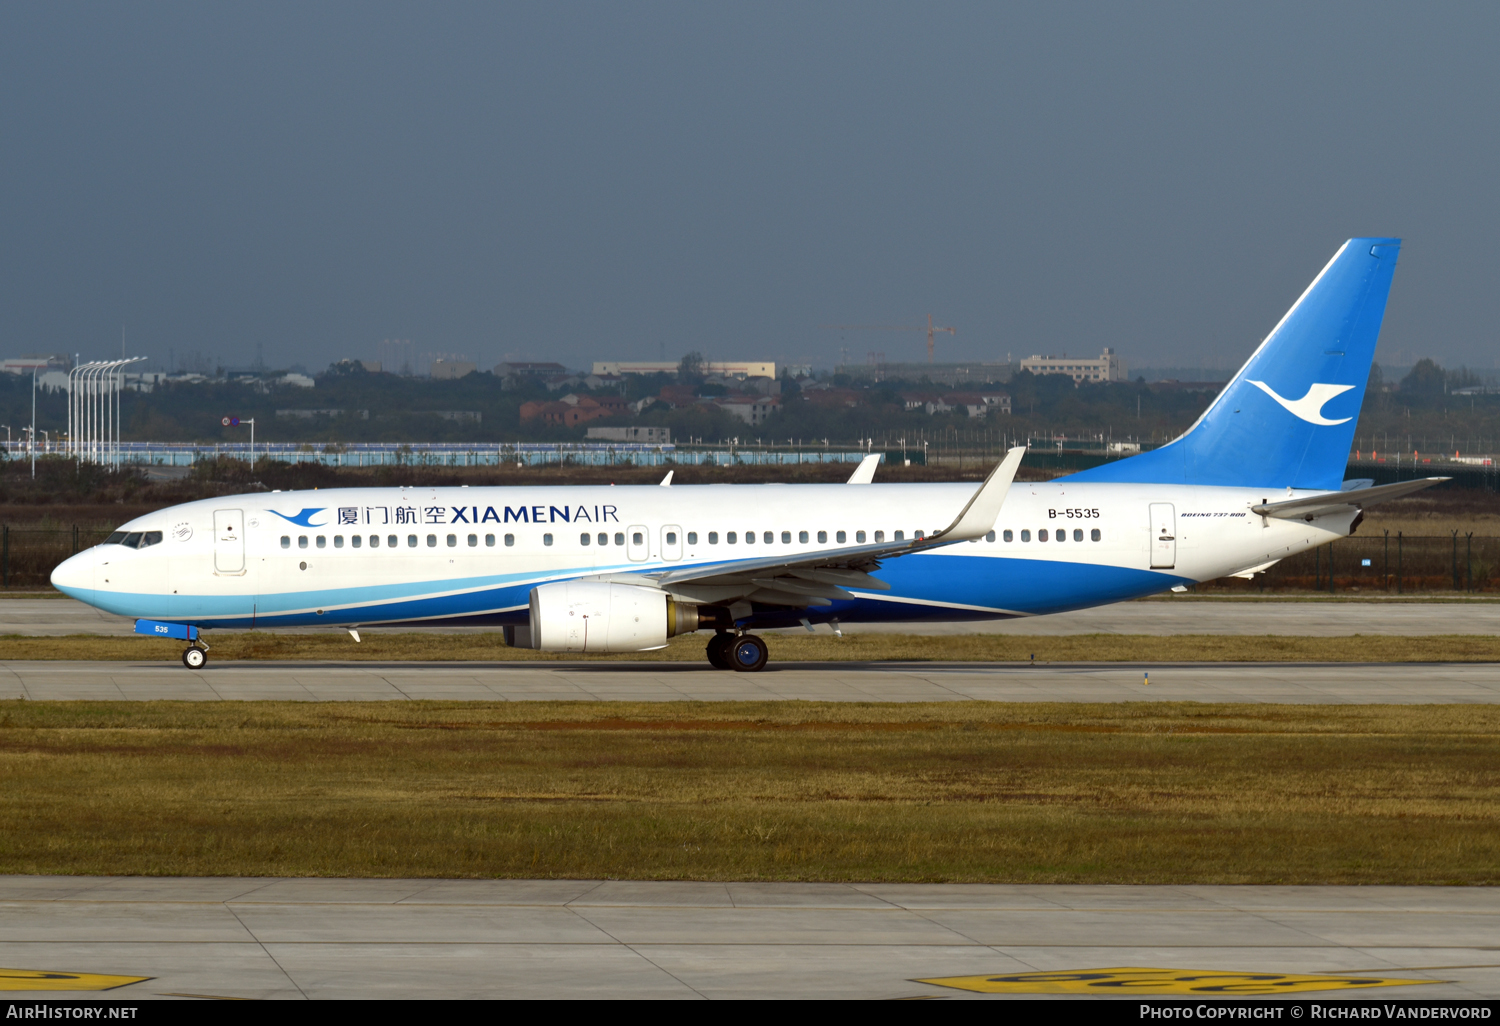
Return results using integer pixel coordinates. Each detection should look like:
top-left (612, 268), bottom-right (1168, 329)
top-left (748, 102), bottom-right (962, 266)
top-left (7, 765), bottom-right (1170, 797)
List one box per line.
top-left (529, 581), bottom-right (705, 653)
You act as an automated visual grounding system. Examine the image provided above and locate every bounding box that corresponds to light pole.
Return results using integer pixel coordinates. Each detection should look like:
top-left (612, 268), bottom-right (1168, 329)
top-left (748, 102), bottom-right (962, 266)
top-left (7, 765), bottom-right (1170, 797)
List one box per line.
top-left (31, 367), bottom-right (36, 478)
top-left (222, 416), bottom-right (255, 467)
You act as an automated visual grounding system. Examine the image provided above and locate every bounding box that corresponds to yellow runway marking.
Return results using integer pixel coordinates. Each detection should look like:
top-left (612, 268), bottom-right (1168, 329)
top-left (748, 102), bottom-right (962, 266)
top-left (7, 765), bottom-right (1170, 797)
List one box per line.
top-left (0, 968), bottom-right (152, 991)
top-left (915, 967), bottom-right (1443, 995)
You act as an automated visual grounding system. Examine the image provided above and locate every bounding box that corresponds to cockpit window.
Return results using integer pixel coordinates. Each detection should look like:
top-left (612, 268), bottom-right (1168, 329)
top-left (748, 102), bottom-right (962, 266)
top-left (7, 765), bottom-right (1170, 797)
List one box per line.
top-left (122, 532), bottom-right (143, 548)
top-left (139, 531), bottom-right (163, 548)
top-left (104, 532), bottom-right (128, 545)
top-left (104, 530), bottom-right (163, 549)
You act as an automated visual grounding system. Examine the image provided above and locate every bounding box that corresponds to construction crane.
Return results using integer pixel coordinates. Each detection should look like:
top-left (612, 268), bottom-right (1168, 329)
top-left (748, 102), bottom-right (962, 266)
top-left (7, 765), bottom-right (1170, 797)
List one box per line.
top-left (821, 314), bottom-right (956, 364)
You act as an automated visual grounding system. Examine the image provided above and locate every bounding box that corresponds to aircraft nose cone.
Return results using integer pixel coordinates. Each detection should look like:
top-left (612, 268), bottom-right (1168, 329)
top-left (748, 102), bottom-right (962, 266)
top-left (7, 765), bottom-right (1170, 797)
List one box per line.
top-left (50, 551), bottom-right (95, 600)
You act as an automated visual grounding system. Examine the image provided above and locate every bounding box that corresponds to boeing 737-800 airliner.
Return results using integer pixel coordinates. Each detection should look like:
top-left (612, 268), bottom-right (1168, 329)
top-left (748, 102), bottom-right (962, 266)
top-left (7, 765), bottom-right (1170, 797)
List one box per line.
top-left (51, 238), bottom-right (1443, 671)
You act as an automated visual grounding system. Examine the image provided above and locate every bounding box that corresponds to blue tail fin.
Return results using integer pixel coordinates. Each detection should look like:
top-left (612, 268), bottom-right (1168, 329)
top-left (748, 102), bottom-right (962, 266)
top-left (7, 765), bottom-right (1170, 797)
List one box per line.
top-left (1068, 238), bottom-right (1400, 490)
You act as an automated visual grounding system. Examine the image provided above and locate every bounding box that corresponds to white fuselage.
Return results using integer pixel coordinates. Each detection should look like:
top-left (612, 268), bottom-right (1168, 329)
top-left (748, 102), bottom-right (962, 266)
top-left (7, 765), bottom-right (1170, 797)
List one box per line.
top-left (52, 480), bottom-right (1351, 631)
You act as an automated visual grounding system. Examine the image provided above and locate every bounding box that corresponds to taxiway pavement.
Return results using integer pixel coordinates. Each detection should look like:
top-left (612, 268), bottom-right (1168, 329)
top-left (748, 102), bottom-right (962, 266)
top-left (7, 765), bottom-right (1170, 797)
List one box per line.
top-left (0, 595), bottom-right (1496, 637)
top-left (0, 878), bottom-right (1494, 1000)
top-left (3, 659), bottom-right (1498, 703)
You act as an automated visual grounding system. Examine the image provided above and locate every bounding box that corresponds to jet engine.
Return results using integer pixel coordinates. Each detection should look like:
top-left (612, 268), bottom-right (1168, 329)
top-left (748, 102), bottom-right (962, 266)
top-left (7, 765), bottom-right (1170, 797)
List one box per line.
top-left (528, 581), bottom-right (718, 652)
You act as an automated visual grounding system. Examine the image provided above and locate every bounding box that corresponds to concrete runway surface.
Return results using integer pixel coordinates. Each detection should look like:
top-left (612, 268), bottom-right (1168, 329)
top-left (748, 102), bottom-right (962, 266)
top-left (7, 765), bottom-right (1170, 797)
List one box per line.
top-left (0, 878), bottom-right (1494, 1000)
top-left (3, 659), bottom-right (1499, 703)
top-left (0, 596), bottom-right (1496, 637)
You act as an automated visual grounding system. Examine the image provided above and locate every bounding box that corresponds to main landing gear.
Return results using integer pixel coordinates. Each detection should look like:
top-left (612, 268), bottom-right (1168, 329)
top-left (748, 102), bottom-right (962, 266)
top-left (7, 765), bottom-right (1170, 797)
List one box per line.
top-left (181, 645), bottom-right (208, 670)
top-left (705, 631), bottom-right (768, 673)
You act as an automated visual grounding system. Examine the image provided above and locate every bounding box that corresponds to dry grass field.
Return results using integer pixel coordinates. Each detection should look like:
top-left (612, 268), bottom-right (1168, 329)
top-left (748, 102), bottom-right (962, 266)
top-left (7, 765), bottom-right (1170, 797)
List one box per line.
top-left (4, 630), bottom-right (1500, 663)
top-left (0, 700), bottom-right (1495, 884)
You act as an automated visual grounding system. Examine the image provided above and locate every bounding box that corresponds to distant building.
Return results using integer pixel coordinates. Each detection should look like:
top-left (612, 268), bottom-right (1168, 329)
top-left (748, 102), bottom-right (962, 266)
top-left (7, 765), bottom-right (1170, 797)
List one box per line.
top-left (586, 426), bottom-right (672, 444)
top-left (1019, 348), bottom-right (1126, 384)
top-left (429, 359), bottom-right (477, 380)
top-left (838, 361), bottom-right (1011, 386)
top-left (519, 393), bottom-right (627, 427)
top-left (592, 361), bottom-right (776, 380)
top-left (279, 373), bottom-right (315, 388)
top-left (712, 395), bottom-right (780, 425)
top-left (495, 361), bottom-right (569, 377)
top-left (2, 355), bottom-right (70, 375)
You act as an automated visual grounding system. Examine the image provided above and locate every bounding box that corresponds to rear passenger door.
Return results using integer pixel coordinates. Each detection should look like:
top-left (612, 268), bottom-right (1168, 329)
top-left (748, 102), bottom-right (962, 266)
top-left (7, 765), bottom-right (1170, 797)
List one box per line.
top-left (1149, 503), bottom-right (1176, 569)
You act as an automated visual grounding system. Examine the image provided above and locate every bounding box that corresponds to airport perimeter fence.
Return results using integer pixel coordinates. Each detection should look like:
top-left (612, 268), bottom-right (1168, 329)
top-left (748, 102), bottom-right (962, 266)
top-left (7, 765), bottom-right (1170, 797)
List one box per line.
top-left (14, 442), bottom-right (877, 469)
top-left (3, 524), bottom-right (1497, 595)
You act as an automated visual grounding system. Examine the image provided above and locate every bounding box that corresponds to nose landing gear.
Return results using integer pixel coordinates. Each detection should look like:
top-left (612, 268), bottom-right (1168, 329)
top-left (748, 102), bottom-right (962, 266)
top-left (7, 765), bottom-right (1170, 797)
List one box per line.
top-left (181, 645), bottom-right (208, 669)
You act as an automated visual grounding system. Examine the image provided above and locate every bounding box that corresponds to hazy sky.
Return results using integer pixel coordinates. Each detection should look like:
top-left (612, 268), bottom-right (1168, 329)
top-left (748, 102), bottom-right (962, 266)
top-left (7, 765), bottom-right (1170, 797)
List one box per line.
top-left (3, 2), bottom-right (1498, 375)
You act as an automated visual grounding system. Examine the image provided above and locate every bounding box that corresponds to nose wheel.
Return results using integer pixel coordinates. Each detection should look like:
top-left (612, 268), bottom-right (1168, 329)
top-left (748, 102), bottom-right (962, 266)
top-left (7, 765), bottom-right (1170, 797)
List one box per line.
top-left (182, 646), bottom-right (207, 670)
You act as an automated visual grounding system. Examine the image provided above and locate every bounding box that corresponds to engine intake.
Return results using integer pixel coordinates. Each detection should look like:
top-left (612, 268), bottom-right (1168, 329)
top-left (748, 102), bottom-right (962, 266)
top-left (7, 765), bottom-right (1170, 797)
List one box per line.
top-left (528, 581), bottom-right (706, 653)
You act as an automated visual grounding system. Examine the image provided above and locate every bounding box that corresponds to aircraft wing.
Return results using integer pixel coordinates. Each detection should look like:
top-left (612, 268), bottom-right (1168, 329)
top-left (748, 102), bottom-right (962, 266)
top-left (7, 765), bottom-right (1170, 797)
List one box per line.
top-left (1250, 477), bottom-right (1448, 521)
top-left (587, 447), bottom-right (1027, 607)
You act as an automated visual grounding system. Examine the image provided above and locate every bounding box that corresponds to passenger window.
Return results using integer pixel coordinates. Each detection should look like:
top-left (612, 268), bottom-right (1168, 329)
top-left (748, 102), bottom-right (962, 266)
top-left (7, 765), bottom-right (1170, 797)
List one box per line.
top-left (467, 534), bottom-right (477, 547)
top-left (426, 534), bottom-right (437, 547)
top-left (781, 531), bottom-right (791, 544)
top-left (855, 531), bottom-right (865, 543)
top-left (504, 534), bottom-right (514, 547)
top-left (1057, 531), bottom-right (1066, 543)
top-left (986, 531), bottom-right (996, 542)
top-left (580, 533), bottom-right (591, 546)
top-left (407, 535), bottom-right (418, 548)
top-left (1002, 530), bottom-right (1012, 542)
top-left (597, 533), bottom-right (607, 545)
top-left (446, 534), bottom-right (457, 547)
top-left (281, 536), bottom-right (291, 549)
top-left (687, 532), bottom-right (697, 544)
top-left (544, 533), bottom-right (554, 546)
top-left (1091, 528), bottom-right (1101, 542)
top-left (836, 531), bottom-right (846, 543)
top-left (298, 536), bottom-right (308, 549)
top-left (389, 535), bottom-right (399, 548)
top-left (727, 532), bottom-right (737, 544)
top-left (894, 531), bottom-right (904, 541)
top-left (614, 532), bottom-right (624, 546)
top-left (486, 534), bottom-right (496, 546)
top-left (334, 536), bottom-right (344, 548)
top-left (798, 531), bottom-right (808, 543)
top-left (1021, 530), bottom-right (1031, 542)
top-left (370, 535), bottom-right (379, 548)
top-left (351, 535), bottom-right (362, 548)
top-left (1073, 529), bottom-right (1083, 542)
top-left (316, 536), bottom-right (326, 548)
top-left (874, 531), bottom-right (884, 543)
top-left (816, 531), bottom-right (826, 543)
top-left (1039, 529), bottom-right (1048, 542)
top-left (666, 532), bottom-right (677, 545)
top-left (708, 532), bottom-right (719, 544)
top-left (765, 532), bottom-right (774, 544)
top-left (745, 532), bottom-right (755, 545)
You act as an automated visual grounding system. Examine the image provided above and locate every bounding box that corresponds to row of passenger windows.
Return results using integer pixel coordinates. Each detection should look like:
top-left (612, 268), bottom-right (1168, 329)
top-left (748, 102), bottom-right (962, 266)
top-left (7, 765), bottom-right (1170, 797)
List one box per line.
top-left (282, 533), bottom-right (514, 549)
top-left (281, 526), bottom-right (1105, 550)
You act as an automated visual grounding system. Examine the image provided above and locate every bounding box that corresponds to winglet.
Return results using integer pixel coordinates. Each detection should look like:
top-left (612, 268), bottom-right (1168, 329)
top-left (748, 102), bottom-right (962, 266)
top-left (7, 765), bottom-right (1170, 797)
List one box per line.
top-left (659, 471), bottom-right (673, 486)
top-left (933, 447), bottom-right (1026, 542)
top-left (845, 453), bottom-right (880, 484)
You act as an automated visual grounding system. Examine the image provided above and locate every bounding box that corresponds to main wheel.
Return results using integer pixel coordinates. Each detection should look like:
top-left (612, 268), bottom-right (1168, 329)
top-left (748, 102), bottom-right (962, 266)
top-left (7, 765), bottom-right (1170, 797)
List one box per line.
top-left (182, 647), bottom-right (207, 670)
top-left (705, 633), bottom-right (732, 670)
top-left (729, 634), bottom-right (768, 673)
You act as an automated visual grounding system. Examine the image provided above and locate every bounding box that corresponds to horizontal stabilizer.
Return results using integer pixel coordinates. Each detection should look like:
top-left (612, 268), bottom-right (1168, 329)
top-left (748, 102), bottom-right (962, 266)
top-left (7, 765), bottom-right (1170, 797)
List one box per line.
top-left (1251, 477), bottom-right (1448, 520)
